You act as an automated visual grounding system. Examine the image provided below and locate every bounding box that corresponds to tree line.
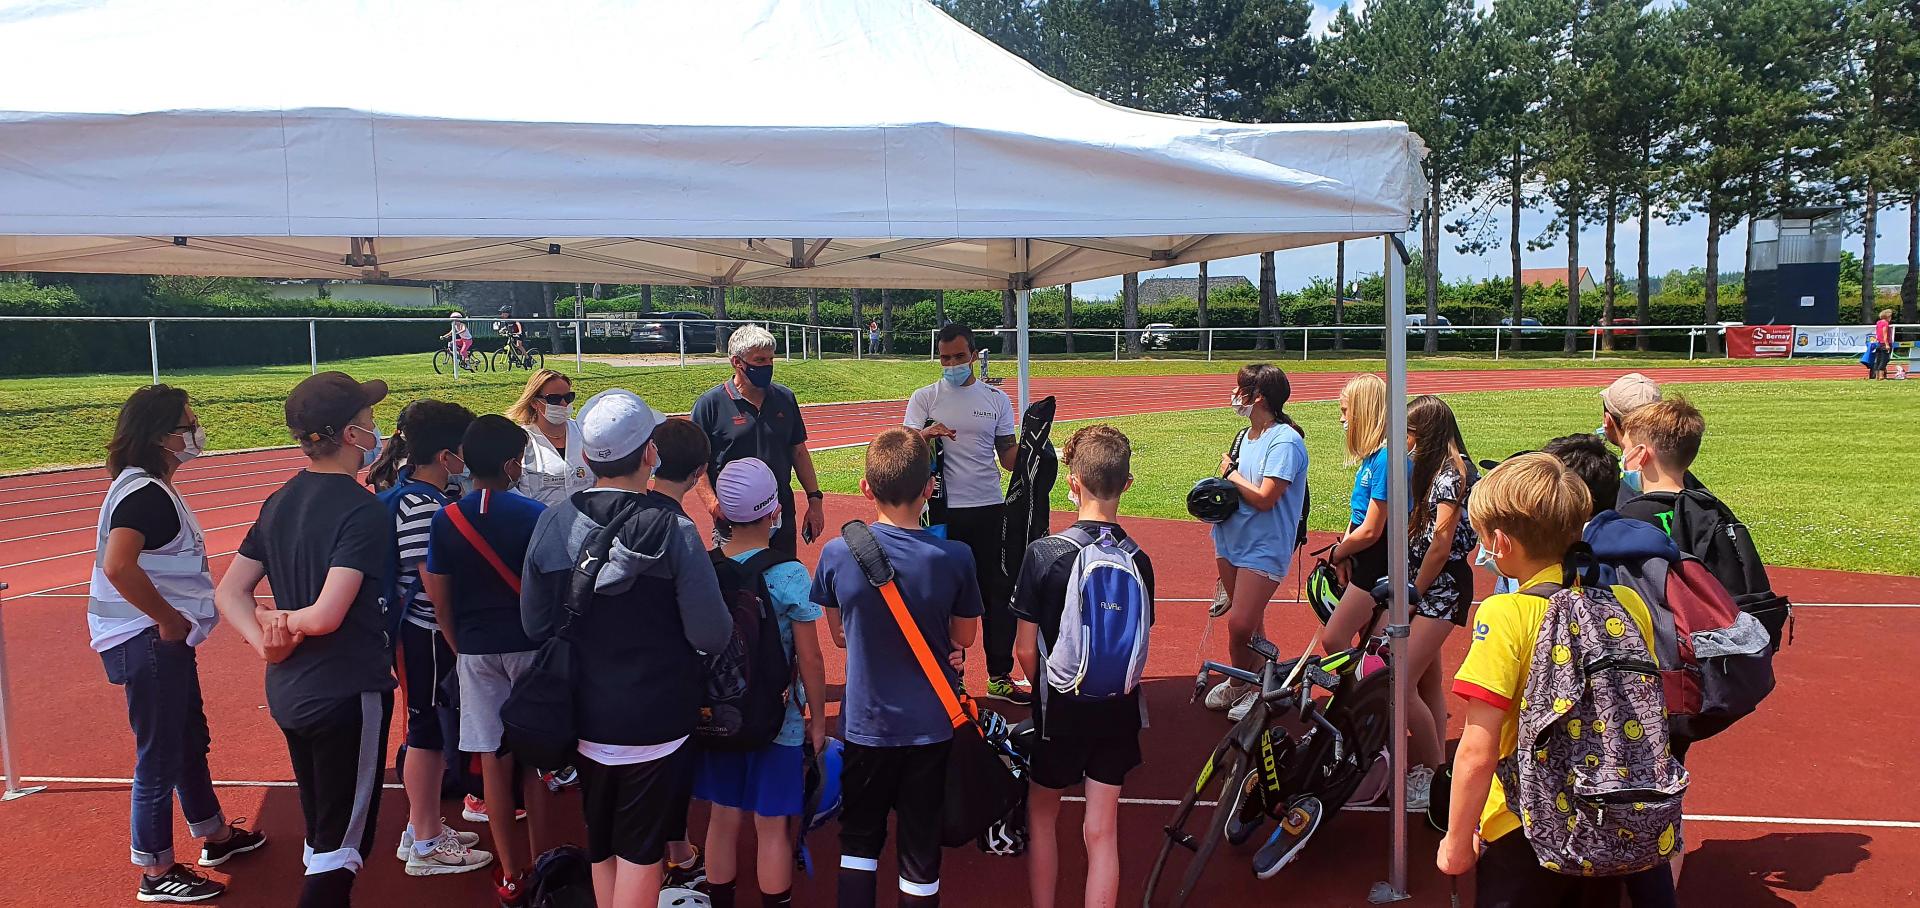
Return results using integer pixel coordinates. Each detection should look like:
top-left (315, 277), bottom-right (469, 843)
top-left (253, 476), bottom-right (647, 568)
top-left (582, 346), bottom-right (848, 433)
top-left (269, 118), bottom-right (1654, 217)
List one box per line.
top-left (936, 0), bottom-right (1920, 353)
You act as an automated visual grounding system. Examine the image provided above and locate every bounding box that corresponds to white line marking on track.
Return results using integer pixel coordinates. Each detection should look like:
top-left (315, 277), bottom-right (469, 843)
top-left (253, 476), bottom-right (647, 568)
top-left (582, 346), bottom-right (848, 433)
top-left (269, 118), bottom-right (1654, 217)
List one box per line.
top-left (0, 520), bottom-right (255, 571)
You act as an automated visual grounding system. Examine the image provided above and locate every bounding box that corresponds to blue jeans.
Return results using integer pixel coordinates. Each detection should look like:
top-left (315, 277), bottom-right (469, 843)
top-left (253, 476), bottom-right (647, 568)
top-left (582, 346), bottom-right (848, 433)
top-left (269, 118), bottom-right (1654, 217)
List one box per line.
top-left (100, 626), bottom-right (226, 868)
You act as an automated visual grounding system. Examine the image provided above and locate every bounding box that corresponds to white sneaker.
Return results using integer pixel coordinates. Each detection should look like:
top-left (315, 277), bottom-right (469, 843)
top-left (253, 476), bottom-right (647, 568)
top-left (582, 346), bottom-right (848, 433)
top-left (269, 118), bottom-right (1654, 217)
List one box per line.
top-left (1226, 688), bottom-right (1260, 722)
top-left (396, 823), bottom-right (481, 862)
top-left (1406, 765), bottom-right (1435, 811)
top-left (404, 830), bottom-right (494, 876)
top-left (1204, 680), bottom-right (1246, 711)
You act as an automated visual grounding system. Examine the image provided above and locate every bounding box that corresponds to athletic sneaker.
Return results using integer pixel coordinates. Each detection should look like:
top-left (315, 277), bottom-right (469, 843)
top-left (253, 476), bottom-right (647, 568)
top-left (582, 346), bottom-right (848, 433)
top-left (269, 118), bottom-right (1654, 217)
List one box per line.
top-left (540, 764), bottom-right (580, 792)
top-left (984, 675), bottom-right (1033, 706)
top-left (1252, 796), bottom-right (1323, 880)
top-left (494, 866), bottom-right (530, 907)
top-left (1426, 764), bottom-right (1453, 833)
top-left (1225, 687), bottom-right (1259, 722)
top-left (196, 818), bottom-right (266, 867)
top-left (397, 822), bottom-right (482, 862)
top-left (665, 844), bottom-right (706, 889)
top-left (137, 865), bottom-right (225, 903)
top-left (405, 830), bottom-right (495, 876)
top-left (1204, 679), bottom-right (1246, 711)
top-left (463, 794), bottom-right (527, 824)
top-left (1405, 765), bottom-right (1434, 811)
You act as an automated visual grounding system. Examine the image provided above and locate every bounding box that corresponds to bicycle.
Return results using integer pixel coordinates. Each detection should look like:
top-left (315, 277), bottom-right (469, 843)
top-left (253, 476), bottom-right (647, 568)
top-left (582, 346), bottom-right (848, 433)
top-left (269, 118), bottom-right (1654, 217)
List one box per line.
top-left (431, 338), bottom-right (491, 375)
top-left (490, 334), bottom-right (544, 371)
top-left (1141, 583), bottom-right (1399, 907)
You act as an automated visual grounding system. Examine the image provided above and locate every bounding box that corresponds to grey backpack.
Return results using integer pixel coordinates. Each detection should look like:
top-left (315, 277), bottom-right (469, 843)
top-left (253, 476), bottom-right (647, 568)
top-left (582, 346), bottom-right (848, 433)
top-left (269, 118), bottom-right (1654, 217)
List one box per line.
top-left (1494, 565), bottom-right (1689, 877)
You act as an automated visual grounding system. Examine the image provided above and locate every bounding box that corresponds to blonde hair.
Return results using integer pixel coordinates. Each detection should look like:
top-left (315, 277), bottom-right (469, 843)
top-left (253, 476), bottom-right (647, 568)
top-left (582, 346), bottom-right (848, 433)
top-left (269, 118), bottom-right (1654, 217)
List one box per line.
top-left (1620, 397), bottom-right (1704, 472)
top-left (508, 369), bottom-right (571, 425)
top-left (1467, 453), bottom-right (1590, 561)
top-left (1340, 373), bottom-right (1387, 465)
top-left (1879, 309), bottom-right (1894, 321)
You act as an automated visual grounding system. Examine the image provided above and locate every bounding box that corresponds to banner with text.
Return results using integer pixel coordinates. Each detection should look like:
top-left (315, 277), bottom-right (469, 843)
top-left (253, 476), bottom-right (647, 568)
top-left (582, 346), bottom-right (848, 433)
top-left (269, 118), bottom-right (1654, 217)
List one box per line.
top-left (1792, 325), bottom-right (1876, 355)
top-left (1728, 325), bottom-right (1795, 358)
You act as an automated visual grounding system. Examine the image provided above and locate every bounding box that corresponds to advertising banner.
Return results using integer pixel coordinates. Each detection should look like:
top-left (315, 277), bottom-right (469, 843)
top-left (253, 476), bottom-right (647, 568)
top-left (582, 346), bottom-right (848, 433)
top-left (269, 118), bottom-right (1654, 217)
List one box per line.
top-left (1792, 325), bottom-right (1877, 355)
top-left (1727, 325), bottom-right (1795, 358)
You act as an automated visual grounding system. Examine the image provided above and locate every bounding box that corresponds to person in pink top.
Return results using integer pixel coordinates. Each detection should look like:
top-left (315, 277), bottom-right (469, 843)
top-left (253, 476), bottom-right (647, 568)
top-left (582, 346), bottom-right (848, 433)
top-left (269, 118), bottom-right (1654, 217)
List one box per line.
top-left (1869, 309), bottom-right (1894, 380)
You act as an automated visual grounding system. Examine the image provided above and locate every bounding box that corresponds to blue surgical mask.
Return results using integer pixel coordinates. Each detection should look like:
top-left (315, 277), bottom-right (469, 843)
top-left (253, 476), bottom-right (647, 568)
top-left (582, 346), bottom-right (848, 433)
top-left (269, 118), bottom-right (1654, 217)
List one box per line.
top-left (1620, 469), bottom-right (1643, 495)
top-left (348, 424), bottom-right (383, 470)
top-left (1475, 541), bottom-right (1509, 582)
top-left (942, 363), bottom-right (972, 387)
top-left (1596, 423), bottom-right (1608, 440)
top-left (771, 513), bottom-right (783, 534)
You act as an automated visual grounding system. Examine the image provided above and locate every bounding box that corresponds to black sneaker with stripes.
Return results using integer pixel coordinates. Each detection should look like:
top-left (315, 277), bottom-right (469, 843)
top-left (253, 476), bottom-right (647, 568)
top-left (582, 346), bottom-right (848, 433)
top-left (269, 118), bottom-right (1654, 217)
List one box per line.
top-left (198, 818), bottom-right (267, 867)
top-left (137, 865), bottom-right (225, 903)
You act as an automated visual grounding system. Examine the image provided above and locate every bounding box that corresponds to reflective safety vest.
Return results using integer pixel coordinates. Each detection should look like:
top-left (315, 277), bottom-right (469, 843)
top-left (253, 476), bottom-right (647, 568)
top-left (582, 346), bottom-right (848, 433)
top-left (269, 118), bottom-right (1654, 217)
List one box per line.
top-left (87, 468), bottom-right (218, 651)
top-left (517, 418), bottom-right (591, 507)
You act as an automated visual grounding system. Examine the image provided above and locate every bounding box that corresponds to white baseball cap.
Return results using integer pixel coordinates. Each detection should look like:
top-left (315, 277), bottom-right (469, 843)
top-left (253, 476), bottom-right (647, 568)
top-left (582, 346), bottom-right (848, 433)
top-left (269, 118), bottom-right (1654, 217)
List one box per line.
top-left (577, 389), bottom-right (666, 463)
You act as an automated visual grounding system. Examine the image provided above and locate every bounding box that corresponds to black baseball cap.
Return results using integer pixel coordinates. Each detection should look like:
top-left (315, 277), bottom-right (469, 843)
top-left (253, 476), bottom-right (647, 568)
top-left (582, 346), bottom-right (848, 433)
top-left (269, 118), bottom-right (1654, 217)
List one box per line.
top-left (286, 371), bottom-right (388, 443)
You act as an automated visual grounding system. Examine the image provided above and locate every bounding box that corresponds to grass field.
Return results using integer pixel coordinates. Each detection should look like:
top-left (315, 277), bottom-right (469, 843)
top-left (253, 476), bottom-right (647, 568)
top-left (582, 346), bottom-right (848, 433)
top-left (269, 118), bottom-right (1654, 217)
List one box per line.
top-left (811, 380), bottom-right (1920, 576)
top-left (0, 350), bottom-right (1842, 473)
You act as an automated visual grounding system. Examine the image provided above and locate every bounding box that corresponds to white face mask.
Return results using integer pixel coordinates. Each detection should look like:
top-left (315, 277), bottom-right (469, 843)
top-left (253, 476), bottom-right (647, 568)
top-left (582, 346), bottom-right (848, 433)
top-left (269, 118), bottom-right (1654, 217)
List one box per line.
top-left (1067, 480), bottom-right (1082, 508)
top-left (1230, 394), bottom-right (1253, 419)
top-left (172, 425), bottom-right (206, 464)
top-left (543, 403), bottom-right (571, 425)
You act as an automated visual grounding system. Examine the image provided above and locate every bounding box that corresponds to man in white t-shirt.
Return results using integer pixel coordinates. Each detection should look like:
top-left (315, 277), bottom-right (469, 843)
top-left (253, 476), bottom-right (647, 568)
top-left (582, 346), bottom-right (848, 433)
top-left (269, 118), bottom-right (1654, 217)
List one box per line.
top-left (904, 323), bottom-right (1026, 704)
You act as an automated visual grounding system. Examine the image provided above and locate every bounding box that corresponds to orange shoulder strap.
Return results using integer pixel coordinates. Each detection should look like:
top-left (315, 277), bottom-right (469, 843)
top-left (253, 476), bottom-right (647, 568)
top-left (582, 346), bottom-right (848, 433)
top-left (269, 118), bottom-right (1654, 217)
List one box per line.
top-left (873, 578), bottom-right (972, 730)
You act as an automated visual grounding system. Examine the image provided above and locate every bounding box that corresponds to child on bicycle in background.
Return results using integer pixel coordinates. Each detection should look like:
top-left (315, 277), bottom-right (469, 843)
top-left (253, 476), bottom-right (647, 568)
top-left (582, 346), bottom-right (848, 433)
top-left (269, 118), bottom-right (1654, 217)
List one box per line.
top-left (494, 306), bottom-right (528, 358)
top-left (442, 311), bottom-right (473, 361)
top-left (1012, 425), bottom-right (1155, 908)
top-left (1439, 454), bottom-right (1677, 907)
top-left (1399, 395), bottom-right (1478, 811)
top-left (1201, 364), bottom-right (1308, 723)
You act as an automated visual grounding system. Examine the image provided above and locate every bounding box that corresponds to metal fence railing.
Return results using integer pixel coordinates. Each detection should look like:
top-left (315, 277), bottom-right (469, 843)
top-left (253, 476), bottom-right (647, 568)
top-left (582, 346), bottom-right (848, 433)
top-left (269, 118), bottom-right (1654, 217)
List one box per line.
top-left (0, 315), bottom-right (867, 382)
top-left (929, 323), bottom-right (1920, 365)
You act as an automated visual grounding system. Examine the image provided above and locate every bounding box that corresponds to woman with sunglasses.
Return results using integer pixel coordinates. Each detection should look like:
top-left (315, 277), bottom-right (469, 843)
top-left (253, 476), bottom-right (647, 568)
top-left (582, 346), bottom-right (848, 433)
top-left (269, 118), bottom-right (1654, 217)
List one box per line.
top-left (507, 369), bottom-right (591, 507)
top-left (92, 385), bottom-right (265, 901)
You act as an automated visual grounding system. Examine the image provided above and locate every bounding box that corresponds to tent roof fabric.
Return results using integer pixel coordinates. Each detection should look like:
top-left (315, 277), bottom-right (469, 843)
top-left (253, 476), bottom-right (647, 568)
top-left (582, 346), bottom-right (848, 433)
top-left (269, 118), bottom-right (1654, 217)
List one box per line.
top-left (0, 0), bottom-right (1425, 289)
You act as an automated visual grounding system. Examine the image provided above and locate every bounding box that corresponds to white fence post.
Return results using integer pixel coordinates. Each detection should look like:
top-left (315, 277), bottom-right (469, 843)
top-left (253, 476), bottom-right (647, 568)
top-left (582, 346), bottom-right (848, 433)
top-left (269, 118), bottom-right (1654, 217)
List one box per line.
top-left (308, 319), bottom-right (318, 374)
top-left (1301, 327), bottom-right (1308, 361)
top-left (1493, 326), bottom-right (1502, 361)
top-left (148, 318), bottom-right (160, 384)
top-left (678, 322), bottom-right (686, 368)
top-left (1113, 330), bottom-right (1120, 361)
top-left (1688, 329), bottom-right (1696, 361)
top-left (0, 582), bottom-right (45, 802)
top-left (1205, 328), bottom-right (1214, 362)
top-left (1591, 327), bottom-right (1600, 361)
top-left (785, 325), bottom-right (792, 361)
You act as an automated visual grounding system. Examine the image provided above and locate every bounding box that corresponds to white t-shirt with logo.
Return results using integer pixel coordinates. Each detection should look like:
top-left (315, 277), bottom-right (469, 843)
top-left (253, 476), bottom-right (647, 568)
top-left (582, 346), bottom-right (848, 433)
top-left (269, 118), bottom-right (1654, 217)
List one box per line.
top-left (904, 379), bottom-right (1016, 508)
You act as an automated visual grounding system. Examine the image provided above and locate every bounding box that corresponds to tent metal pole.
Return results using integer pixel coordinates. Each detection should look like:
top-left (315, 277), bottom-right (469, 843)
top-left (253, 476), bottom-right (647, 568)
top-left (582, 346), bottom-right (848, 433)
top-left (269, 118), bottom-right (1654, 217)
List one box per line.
top-left (148, 318), bottom-right (160, 385)
top-left (1371, 232), bottom-right (1413, 905)
top-left (1015, 288), bottom-right (1032, 415)
top-left (573, 285), bottom-right (584, 374)
top-left (309, 319), bottom-right (318, 374)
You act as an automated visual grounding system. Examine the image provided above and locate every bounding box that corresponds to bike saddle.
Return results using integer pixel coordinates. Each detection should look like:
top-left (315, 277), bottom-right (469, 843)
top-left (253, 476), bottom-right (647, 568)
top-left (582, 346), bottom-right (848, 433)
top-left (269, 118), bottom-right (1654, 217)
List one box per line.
top-left (1368, 578), bottom-right (1420, 608)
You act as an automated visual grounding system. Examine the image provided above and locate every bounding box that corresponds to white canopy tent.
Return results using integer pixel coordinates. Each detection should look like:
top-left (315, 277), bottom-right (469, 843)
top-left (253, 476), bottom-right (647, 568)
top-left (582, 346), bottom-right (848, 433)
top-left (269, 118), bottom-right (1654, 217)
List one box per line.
top-left (1, 0), bottom-right (1424, 898)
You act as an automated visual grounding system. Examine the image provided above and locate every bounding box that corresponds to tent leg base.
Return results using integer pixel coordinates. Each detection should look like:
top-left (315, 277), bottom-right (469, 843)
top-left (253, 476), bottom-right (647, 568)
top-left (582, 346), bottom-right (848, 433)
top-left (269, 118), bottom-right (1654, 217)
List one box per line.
top-left (2, 785), bottom-right (46, 802)
top-left (1367, 882), bottom-right (1411, 904)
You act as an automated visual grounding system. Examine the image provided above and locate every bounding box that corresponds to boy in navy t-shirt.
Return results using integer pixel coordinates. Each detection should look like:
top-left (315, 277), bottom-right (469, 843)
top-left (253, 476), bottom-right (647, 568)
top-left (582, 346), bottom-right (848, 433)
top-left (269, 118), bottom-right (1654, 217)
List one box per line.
top-left (423, 414), bottom-right (547, 903)
top-left (811, 428), bottom-right (984, 908)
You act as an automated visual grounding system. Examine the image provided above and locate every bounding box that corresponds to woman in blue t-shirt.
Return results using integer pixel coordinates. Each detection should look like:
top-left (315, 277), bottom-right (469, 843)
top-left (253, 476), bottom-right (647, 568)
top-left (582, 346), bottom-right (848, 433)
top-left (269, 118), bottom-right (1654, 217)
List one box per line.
top-left (1201, 364), bottom-right (1310, 720)
top-left (1323, 373), bottom-right (1402, 652)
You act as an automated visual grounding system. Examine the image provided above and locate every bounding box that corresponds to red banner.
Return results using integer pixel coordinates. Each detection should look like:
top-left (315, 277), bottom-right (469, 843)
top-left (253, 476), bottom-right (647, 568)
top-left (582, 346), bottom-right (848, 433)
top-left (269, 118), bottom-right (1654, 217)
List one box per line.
top-left (1727, 324), bottom-right (1794, 358)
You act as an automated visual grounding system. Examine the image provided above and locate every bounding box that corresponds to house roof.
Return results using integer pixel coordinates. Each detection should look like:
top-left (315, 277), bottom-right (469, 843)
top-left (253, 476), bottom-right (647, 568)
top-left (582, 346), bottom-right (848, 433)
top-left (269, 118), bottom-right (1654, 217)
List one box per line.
top-left (1138, 275), bottom-right (1254, 305)
top-left (1518, 267), bottom-right (1591, 288)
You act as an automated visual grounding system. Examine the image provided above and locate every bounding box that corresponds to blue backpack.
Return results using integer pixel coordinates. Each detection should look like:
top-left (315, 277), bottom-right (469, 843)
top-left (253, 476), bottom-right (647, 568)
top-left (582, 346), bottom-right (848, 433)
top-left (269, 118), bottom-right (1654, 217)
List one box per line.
top-left (1039, 525), bottom-right (1151, 702)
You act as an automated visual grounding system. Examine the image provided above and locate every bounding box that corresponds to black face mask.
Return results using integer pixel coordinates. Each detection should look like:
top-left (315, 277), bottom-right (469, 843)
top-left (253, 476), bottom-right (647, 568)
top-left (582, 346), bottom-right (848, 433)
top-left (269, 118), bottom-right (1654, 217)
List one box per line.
top-left (742, 362), bottom-right (774, 389)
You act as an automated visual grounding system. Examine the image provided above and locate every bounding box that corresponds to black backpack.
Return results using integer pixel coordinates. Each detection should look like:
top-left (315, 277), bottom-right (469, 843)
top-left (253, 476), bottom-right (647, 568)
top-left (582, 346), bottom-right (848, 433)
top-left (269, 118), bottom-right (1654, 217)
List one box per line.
top-left (1668, 489), bottom-right (1792, 652)
top-left (696, 548), bottom-right (799, 750)
top-left (526, 844), bottom-right (594, 908)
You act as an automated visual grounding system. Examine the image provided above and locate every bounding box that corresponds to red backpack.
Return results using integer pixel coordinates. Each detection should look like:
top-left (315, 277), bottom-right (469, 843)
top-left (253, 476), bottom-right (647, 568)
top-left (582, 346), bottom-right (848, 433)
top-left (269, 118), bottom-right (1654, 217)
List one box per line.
top-left (1610, 553), bottom-right (1776, 744)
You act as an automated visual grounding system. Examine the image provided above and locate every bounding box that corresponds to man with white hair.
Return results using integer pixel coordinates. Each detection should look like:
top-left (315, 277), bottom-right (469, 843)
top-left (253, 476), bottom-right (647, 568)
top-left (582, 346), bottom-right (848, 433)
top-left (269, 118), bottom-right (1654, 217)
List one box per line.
top-left (690, 325), bottom-right (825, 553)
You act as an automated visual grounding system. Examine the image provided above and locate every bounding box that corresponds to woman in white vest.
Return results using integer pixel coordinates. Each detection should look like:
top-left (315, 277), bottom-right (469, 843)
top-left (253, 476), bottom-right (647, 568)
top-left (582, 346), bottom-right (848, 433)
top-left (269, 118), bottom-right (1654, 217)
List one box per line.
top-left (507, 368), bottom-right (592, 507)
top-left (92, 385), bottom-right (264, 902)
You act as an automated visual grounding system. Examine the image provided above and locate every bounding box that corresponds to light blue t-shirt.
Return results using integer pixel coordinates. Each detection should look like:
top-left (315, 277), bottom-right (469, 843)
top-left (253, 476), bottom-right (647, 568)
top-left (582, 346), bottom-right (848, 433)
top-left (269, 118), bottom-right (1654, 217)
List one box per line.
top-left (1211, 424), bottom-right (1309, 577)
top-left (733, 548), bottom-right (821, 748)
top-left (1348, 448), bottom-right (1414, 526)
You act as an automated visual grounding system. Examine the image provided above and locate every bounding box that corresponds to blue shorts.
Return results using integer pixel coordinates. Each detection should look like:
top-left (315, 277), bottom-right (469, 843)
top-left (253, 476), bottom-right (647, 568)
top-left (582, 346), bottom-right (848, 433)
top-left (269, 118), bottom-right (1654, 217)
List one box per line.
top-left (692, 742), bottom-right (805, 818)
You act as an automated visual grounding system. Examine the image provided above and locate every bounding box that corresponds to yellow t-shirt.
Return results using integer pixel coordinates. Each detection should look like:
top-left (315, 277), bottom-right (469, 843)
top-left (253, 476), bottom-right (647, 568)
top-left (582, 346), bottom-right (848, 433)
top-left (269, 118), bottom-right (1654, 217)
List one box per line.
top-left (1452, 565), bottom-right (1658, 843)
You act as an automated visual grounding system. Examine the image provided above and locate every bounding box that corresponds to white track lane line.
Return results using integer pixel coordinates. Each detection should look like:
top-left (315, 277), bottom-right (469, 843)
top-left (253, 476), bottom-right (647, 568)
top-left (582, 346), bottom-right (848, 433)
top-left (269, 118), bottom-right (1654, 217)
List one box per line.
top-left (0, 520), bottom-right (255, 571)
top-left (12, 776), bottom-right (1914, 830)
top-left (0, 451), bottom-right (307, 495)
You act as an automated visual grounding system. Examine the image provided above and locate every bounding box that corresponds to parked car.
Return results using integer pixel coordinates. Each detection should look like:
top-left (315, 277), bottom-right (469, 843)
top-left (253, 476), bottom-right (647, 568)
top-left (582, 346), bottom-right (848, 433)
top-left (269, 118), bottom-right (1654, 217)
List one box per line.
top-left (1141, 322), bottom-right (1178, 349)
top-left (629, 311), bottom-right (721, 352)
top-left (1406, 313), bottom-right (1455, 335)
top-left (1499, 316), bottom-right (1545, 335)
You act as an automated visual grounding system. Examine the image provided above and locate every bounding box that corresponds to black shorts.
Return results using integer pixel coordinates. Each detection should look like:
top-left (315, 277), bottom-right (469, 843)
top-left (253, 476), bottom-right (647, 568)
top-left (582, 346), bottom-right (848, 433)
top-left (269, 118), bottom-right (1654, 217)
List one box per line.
top-left (1473, 832), bottom-right (1675, 908)
top-left (578, 745), bottom-right (695, 866)
top-left (397, 621), bottom-right (454, 750)
top-left (1028, 729), bottom-right (1142, 790)
top-left (839, 740), bottom-right (950, 889)
top-left (1344, 524), bottom-right (1390, 593)
top-left (1414, 559), bottom-right (1475, 627)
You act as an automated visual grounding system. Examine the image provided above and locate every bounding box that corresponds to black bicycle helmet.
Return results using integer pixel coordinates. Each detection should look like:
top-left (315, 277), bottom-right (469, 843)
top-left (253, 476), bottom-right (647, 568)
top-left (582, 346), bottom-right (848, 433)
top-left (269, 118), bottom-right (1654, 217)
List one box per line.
top-left (1187, 477), bottom-right (1241, 523)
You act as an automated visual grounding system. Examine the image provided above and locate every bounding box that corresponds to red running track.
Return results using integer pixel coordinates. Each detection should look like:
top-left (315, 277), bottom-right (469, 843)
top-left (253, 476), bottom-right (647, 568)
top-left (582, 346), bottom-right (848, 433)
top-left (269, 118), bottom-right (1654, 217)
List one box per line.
top-left (1, 363), bottom-right (1908, 908)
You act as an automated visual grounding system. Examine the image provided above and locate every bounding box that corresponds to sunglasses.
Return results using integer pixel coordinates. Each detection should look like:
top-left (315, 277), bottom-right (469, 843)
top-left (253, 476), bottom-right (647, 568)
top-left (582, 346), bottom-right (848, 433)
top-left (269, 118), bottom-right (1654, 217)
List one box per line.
top-left (539, 392), bottom-right (578, 405)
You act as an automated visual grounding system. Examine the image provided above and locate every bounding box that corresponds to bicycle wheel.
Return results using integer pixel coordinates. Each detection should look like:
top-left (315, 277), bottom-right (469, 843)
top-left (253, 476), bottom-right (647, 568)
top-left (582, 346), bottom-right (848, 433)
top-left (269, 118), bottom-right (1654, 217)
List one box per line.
top-left (1145, 745), bottom-right (1251, 908)
top-left (1314, 671), bottom-right (1394, 811)
top-left (522, 348), bottom-right (544, 371)
top-left (432, 349), bottom-right (453, 375)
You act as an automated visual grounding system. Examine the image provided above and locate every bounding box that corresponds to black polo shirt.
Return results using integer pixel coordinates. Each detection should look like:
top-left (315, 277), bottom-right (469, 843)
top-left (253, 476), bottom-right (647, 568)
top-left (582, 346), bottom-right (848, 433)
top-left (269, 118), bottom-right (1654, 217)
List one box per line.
top-left (689, 379), bottom-right (809, 488)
